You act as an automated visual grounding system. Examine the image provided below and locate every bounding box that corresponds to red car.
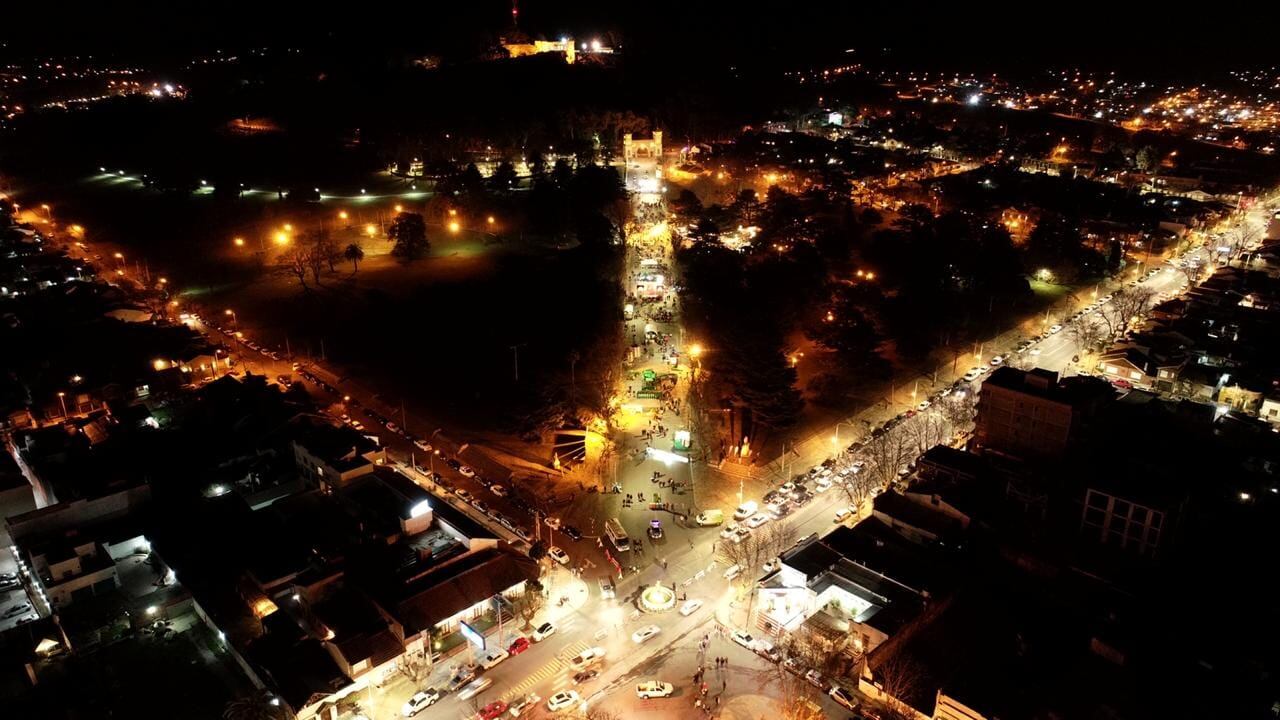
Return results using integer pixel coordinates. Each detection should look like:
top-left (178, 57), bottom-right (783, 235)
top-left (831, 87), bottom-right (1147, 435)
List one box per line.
top-left (480, 701), bottom-right (509, 720)
top-left (508, 637), bottom-right (530, 655)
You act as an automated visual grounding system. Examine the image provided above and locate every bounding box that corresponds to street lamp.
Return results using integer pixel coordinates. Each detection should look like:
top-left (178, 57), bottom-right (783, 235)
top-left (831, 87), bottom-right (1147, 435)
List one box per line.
top-left (233, 237), bottom-right (245, 248)
top-left (273, 231), bottom-right (289, 246)
top-left (57, 392), bottom-right (68, 418)
top-left (224, 309), bottom-right (237, 329)
top-left (364, 224), bottom-right (377, 237)
top-left (448, 221), bottom-right (460, 234)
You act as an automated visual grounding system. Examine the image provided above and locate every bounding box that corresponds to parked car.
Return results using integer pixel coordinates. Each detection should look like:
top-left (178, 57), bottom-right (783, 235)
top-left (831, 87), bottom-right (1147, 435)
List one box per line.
top-left (733, 501), bottom-right (758, 520)
top-left (834, 507), bottom-right (854, 523)
top-left (598, 577), bottom-right (616, 600)
top-left (458, 466), bottom-right (476, 477)
top-left (548, 547), bottom-right (570, 566)
top-left (508, 637), bottom-right (531, 655)
top-left (830, 686), bottom-right (858, 711)
top-left (804, 669), bottom-right (827, 691)
top-left (724, 564), bottom-right (744, 581)
top-left (400, 689), bottom-right (441, 717)
top-left (731, 630), bottom-right (754, 649)
top-left (561, 525), bottom-right (582, 541)
top-left (635, 681), bottom-right (674, 699)
top-left (479, 701), bottom-right (509, 720)
top-left (572, 669), bottom-right (599, 685)
top-left (745, 512), bottom-right (771, 529)
top-left (413, 439), bottom-right (432, 452)
top-left (446, 667), bottom-right (476, 692)
top-left (532, 622), bottom-right (556, 642)
top-left (507, 693), bottom-right (541, 717)
top-left (544, 516), bottom-right (562, 530)
top-left (479, 648), bottom-right (509, 670)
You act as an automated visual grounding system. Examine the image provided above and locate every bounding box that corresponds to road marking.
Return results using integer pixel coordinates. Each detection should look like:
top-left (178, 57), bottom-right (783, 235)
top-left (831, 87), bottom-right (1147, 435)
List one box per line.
top-left (557, 640), bottom-right (590, 661)
top-left (499, 658), bottom-right (566, 702)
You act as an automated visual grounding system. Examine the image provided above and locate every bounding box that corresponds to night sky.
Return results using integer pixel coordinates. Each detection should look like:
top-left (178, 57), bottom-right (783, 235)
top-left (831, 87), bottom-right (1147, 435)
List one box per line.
top-left (3, 1), bottom-right (1270, 71)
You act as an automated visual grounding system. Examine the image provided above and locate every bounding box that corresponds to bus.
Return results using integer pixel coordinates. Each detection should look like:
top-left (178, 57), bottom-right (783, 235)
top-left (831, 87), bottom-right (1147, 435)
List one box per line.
top-left (604, 518), bottom-right (630, 552)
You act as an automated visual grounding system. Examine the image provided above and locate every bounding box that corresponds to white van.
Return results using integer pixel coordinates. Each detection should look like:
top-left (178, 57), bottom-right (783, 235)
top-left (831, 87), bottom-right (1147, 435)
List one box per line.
top-left (723, 564), bottom-right (743, 580)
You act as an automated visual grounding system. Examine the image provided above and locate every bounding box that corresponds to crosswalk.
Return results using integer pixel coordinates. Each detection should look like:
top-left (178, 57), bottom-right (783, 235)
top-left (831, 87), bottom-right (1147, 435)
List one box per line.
top-left (557, 639), bottom-right (591, 662)
top-left (497, 619), bottom-right (593, 703)
top-left (499, 659), bottom-right (566, 702)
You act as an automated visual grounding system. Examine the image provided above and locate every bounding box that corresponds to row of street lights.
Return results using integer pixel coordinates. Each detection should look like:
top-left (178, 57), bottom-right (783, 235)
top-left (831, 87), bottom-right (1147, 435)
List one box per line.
top-left (232, 208), bottom-right (500, 251)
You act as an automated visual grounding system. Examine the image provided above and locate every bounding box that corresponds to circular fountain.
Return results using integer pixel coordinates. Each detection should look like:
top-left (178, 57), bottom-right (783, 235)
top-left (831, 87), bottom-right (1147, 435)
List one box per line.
top-left (638, 583), bottom-right (677, 613)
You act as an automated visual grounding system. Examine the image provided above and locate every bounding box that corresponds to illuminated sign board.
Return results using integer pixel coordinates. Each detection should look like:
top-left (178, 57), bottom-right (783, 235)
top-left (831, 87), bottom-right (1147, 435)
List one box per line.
top-left (459, 621), bottom-right (486, 650)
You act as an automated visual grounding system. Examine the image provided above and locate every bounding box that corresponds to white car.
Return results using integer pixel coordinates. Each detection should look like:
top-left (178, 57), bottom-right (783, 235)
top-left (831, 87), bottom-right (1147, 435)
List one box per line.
top-left (547, 546), bottom-right (570, 566)
top-left (491, 484), bottom-right (509, 497)
top-left (732, 501), bottom-right (758, 520)
top-left (531, 622), bottom-right (556, 642)
top-left (631, 624), bottom-right (661, 644)
top-left (745, 512), bottom-right (771, 529)
top-left (568, 647), bottom-right (606, 670)
top-left (679, 599), bottom-right (703, 616)
top-left (635, 681), bottom-right (674, 699)
top-left (731, 630), bottom-right (754, 649)
top-left (458, 466), bottom-right (476, 477)
top-left (1049, 324), bottom-right (1063, 334)
top-left (723, 564), bottom-right (743, 580)
top-left (830, 686), bottom-right (858, 710)
top-left (916, 400), bottom-right (931, 411)
top-left (457, 677), bottom-right (493, 701)
top-left (479, 648), bottom-right (509, 670)
top-left (834, 507), bottom-right (854, 523)
top-left (544, 516), bottom-right (562, 530)
top-left (401, 689), bottom-right (441, 717)
top-left (814, 477), bottom-right (833, 492)
top-left (762, 558), bottom-right (779, 574)
top-left (719, 522), bottom-right (741, 539)
top-left (962, 367), bottom-right (985, 382)
top-left (729, 527), bottom-right (751, 544)
top-left (989, 355), bottom-right (1004, 366)
top-left (546, 691), bottom-right (581, 713)
top-left (455, 489), bottom-right (473, 502)
top-left (1029, 347), bottom-right (1041, 356)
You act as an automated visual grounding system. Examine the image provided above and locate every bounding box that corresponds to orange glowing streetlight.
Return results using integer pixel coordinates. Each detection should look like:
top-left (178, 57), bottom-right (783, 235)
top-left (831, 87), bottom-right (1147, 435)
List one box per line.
top-left (233, 237), bottom-right (245, 247)
top-left (273, 231), bottom-right (290, 246)
top-left (394, 204), bottom-right (404, 213)
top-left (364, 224), bottom-right (377, 237)
top-left (338, 210), bottom-right (349, 221)
top-left (448, 220), bottom-right (461, 234)
top-left (283, 223), bottom-right (293, 233)
top-left (487, 215), bottom-right (495, 226)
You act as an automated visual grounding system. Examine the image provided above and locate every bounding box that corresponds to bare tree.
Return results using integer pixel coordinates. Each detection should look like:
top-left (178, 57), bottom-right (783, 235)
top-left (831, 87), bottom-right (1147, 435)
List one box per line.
top-left (1108, 285), bottom-right (1157, 335)
top-left (935, 392), bottom-right (976, 432)
top-left (869, 652), bottom-right (926, 720)
top-left (512, 579), bottom-right (545, 629)
top-left (863, 429), bottom-right (912, 490)
top-left (401, 648), bottom-right (430, 683)
top-left (765, 636), bottom-right (834, 720)
top-left (283, 246), bottom-right (309, 288)
top-left (1067, 317), bottom-right (1108, 355)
